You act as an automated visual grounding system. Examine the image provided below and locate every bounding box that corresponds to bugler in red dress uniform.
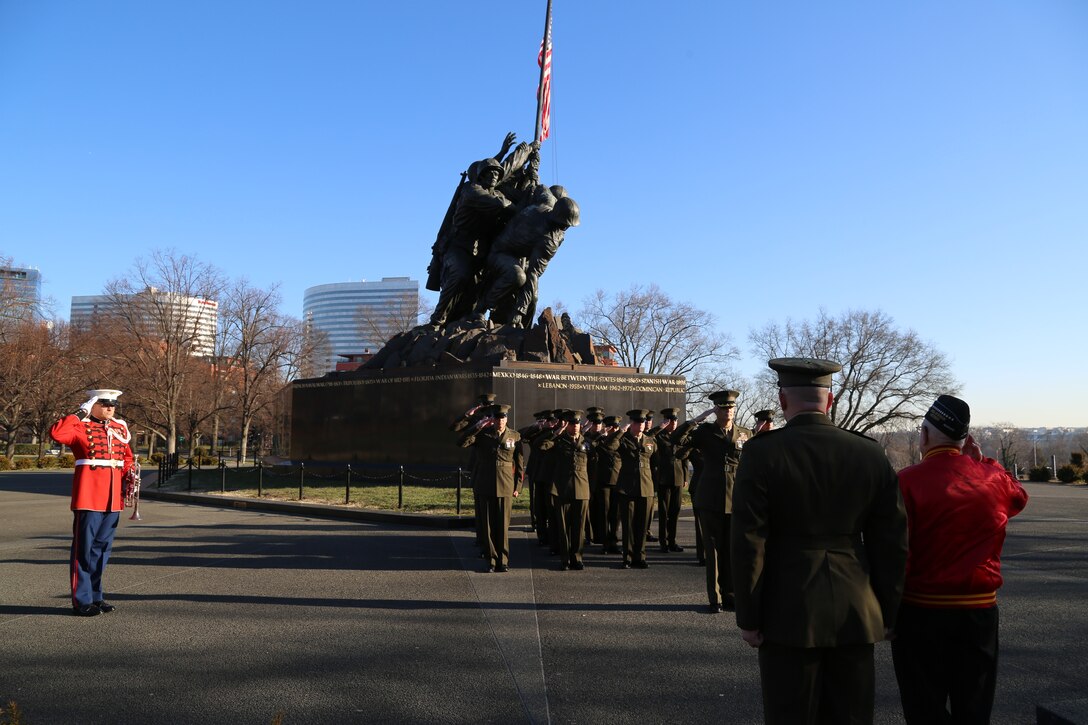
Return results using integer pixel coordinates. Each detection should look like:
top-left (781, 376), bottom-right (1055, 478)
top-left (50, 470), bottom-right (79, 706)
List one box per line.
top-left (50, 388), bottom-right (134, 616)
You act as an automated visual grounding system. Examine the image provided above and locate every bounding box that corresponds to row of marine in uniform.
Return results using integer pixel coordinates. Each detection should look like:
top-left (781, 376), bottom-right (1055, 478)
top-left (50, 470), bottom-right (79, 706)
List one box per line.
top-left (449, 391), bottom-right (775, 605)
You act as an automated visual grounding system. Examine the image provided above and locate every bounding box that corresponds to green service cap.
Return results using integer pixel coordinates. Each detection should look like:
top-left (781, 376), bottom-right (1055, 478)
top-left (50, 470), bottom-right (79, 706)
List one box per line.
top-left (708, 390), bottom-right (740, 407)
top-left (768, 357), bottom-right (842, 388)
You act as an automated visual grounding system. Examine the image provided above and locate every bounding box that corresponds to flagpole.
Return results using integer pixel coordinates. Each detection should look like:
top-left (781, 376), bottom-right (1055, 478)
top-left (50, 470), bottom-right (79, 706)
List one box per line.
top-left (534, 0), bottom-right (553, 144)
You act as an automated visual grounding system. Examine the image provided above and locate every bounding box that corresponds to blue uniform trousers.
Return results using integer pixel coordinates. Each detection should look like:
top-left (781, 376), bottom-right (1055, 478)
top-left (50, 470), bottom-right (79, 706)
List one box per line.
top-left (71, 510), bottom-right (119, 607)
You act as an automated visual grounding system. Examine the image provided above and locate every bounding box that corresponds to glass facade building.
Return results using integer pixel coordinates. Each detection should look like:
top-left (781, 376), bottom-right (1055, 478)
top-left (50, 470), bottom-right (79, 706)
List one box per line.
top-left (0, 265), bottom-right (42, 320)
top-left (70, 290), bottom-right (219, 357)
top-left (303, 277), bottom-right (419, 373)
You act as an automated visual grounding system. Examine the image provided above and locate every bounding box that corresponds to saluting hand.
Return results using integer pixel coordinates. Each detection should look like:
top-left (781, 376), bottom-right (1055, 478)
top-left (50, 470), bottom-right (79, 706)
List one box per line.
top-left (695, 408), bottom-right (714, 423)
top-left (963, 434), bottom-right (983, 461)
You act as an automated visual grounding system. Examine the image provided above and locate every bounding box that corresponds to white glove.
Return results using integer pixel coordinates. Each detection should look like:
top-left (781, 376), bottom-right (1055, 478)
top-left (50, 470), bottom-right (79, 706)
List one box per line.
top-left (77, 396), bottom-right (99, 418)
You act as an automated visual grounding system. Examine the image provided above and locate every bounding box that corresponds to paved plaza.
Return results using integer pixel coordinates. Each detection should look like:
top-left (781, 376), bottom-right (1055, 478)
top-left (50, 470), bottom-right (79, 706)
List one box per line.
top-left (1, 472), bottom-right (1085, 724)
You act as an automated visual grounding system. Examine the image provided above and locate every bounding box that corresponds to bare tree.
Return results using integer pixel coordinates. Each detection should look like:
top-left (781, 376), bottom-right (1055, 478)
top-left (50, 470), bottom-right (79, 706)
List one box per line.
top-left (95, 250), bottom-right (226, 455)
top-left (1, 255), bottom-right (39, 344)
top-left (749, 308), bottom-right (959, 434)
top-left (219, 280), bottom-right (303, 461)
top-left (579, 284), bottom-right (740, 395)
top-left (355, 292), bottom-right (431, 351)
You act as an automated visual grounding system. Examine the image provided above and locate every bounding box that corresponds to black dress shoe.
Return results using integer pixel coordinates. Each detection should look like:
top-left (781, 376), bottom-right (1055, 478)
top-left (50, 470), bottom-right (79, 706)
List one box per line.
top-left (93, 601), bottom-right (116, 613)
top-left (561, 564), bottom-right (571, 571)
top-left (495, 565), bottom-right (509, 573)
top-left (708, 603), bottom-right (724, 614)
top-left (646, 533), bottom-right (658, 542)
top-left (488, 566), bottom-right (496, 573)
top-left (634, 560), bottom-right (649, 569)
top-left (669, 544), bottom-right (685, 552)
top-left (621, 561), bottom-right (631, 569)
top-left (73, 604), bottom-right (101, 617)
top-left (571, 562), bottom-right (585, 571)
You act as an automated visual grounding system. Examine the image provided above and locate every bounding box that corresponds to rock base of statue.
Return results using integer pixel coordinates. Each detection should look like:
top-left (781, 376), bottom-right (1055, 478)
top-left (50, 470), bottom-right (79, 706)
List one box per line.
top-left (362, 308), bottom-right (595, 370)
top-left (290, 359), bottom-right (687, 467)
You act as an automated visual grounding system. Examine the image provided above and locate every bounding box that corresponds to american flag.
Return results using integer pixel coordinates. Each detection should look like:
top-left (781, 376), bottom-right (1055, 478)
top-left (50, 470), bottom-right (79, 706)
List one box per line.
top-left (537, 35), bottom-right (552, 141)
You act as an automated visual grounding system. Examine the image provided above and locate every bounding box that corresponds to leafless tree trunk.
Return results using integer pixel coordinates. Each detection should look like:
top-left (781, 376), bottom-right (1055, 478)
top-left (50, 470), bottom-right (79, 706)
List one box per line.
top-left (220, 280), bottom-right (306, 462)
top-left (355, 292), bottom-right (431, 352)
top-left (749, 308), bottom-right (959, 434)
top-left (95, 249), bottom-right (226, 455)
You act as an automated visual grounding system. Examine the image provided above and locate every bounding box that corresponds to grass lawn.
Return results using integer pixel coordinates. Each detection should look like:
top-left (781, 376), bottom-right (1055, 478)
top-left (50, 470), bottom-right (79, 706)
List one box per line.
top-left (156, 466), bottom-right (534, 516)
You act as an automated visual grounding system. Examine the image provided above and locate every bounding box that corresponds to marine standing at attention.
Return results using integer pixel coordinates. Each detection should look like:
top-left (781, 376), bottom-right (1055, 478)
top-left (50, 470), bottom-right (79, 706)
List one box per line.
top-left (731, 358), bottom-right (908, 724)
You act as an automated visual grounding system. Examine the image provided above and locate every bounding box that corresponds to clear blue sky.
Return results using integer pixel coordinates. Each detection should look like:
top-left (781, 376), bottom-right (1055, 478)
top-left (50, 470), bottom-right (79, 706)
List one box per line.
top-left (2, 1), bottom-right (1086, 427)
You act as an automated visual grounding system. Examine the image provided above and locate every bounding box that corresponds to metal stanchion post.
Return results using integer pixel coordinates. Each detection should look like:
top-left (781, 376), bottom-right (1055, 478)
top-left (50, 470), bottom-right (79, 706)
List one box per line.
top-left (345, 464), bottom-right (351, 505)
top-left (257, 458), bottom-right (264, 497)
top-left (456, 467), bottom-right (462, 515)
top-left (398, 465), bottom-right (404, 509)
top-left (299, 462), bottom-right (305, 501)
top-left (188, 457), bottom-right (193, 491)
top-left (220, 460), bottom-right (226, 493)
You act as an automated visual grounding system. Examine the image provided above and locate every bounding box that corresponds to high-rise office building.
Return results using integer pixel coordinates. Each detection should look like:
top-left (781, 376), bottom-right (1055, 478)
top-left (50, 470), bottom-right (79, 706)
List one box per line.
top-left (0, 264), bottom-right (42, 321)
top-left (70, 288), bottom-right (219, 357)
top-left (303, 277), bottom-right (420, 373)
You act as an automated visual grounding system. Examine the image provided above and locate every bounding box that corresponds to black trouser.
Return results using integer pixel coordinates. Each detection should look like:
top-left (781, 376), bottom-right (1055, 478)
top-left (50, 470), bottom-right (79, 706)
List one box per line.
top-left (620, 494), bottom-right (651, 564)
top-left (891, 604), bottom-right (999, 725)
top-left (657, 486), bottom-right (681, 546)
top-left (697, 509), bottom-right (732, 605)
top-left (533, 479), bottom-right (552, 545)
top-left (591, 486), bottom-right (620, 548)
top-left (758, 641), bottom-right (874, 725)
top-left (554, 497), bottom-right (589, 566)
top-left (481, 495), bottom-right (513, 568)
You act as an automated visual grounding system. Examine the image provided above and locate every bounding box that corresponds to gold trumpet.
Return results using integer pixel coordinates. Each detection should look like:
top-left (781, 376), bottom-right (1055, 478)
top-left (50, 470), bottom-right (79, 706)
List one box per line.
top-left (123, 459), bottom-right (142, 521)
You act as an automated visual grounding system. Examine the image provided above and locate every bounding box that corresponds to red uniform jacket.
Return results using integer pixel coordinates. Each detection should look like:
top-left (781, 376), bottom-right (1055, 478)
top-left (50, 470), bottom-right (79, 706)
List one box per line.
top-left (898, 446), bottom-right (1028, 608)
top-left (50, 414), bottom-right (134, 512)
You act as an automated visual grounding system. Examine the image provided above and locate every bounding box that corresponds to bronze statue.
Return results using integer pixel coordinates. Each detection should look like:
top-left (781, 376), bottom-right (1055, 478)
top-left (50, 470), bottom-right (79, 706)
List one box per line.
top-left (427, 132), bottom-right (576, 330)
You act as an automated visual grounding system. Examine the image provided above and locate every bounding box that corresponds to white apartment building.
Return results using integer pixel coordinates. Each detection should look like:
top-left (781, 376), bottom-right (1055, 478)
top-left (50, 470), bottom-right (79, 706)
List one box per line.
top-left (303, 277), bottom-right (419, 373)
top-left (70, 288), bottom-right (219, 357)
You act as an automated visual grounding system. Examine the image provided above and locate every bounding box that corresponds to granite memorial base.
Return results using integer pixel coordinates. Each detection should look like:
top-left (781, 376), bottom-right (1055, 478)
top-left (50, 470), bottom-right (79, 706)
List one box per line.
top-left (290, 360), bottom-right (687, 467)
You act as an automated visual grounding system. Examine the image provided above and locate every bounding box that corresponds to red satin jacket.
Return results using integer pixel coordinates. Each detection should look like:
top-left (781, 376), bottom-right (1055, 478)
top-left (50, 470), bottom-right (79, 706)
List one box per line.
top-left (898, 447), bottom-right (1028, 608)
top-left (50, 414), bottom-right (134, 512)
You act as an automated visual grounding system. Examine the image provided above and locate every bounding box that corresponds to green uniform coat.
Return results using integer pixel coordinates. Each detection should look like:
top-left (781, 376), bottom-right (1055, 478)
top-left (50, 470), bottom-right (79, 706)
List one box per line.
top-left (459, 427), bottom-right (524, 498)
top-left (674, 420), bottom-right (750, 513)
top-left (730, 412), bottom-right (907, 647)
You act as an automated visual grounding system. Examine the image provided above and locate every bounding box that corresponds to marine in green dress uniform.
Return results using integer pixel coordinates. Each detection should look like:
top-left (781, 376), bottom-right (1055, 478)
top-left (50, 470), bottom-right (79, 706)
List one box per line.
top-left (605, 409), bottom-right (657, 568)
top-left (731, 358), bottom-right (907, 725)
top-left (650, 408), bottom-right (687, 553)
top-left (539, 409), bottom-right (591, 570)
top-left (458, 404), bottom-right (525, 572)
top-left (451, 393), bottom-right (497, 552)
top-left (591, 415), bottom-right (623, 554)
top-left (673, 390), bottom-right (751, 612)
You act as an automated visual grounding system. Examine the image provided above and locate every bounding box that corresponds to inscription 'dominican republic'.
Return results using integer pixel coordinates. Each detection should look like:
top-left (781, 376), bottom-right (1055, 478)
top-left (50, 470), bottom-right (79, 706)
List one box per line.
top-left (295, 370), bottom-right (686, 393)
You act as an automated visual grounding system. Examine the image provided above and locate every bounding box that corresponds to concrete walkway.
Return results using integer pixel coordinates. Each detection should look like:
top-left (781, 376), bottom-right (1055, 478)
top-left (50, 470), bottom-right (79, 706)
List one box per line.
top-left (1, 471), bottom-right (1086, 724)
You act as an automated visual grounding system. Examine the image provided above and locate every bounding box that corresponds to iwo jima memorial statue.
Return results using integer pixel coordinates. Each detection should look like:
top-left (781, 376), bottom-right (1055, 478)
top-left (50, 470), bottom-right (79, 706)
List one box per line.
top-left (290, 6), bottom-right (685, 466)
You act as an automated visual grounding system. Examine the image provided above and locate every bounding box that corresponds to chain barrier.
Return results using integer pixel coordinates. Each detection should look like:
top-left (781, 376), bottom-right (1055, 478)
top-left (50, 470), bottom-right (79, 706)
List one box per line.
top-left (157, 458), bottom-right (468, 513)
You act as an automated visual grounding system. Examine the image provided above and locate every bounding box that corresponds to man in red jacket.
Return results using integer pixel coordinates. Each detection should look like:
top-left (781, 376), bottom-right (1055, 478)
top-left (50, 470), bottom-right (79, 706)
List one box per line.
top-left (892, 395), bottom-right (1028, 723)
top-left (50, 389), bottom-right (135, 616)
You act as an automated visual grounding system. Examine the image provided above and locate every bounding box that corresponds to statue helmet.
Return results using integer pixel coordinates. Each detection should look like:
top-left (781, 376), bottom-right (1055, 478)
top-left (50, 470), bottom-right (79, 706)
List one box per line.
top-left (549, 196), bottom-right (580, 228)
top-left (475, 157), bottom-right (505, 183)
top-left (549, 184), bottom-right (568, 199)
